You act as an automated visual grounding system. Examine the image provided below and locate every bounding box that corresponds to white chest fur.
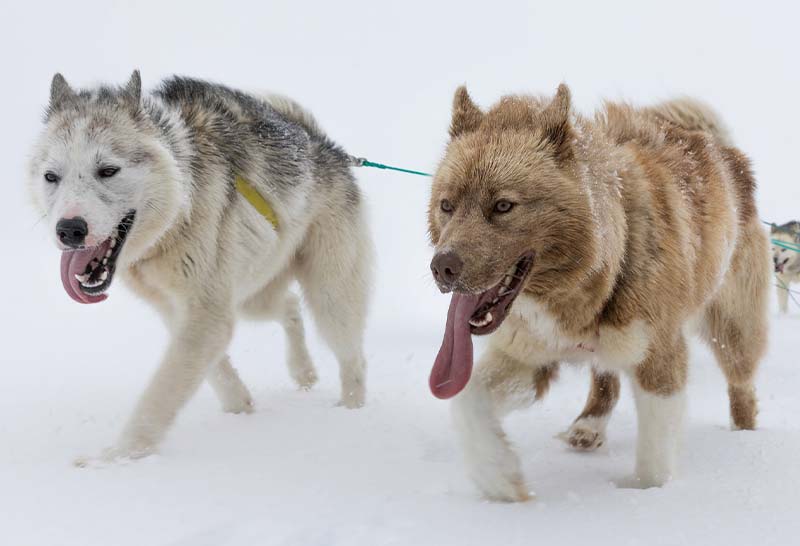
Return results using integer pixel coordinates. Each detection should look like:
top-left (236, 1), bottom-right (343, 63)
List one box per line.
top-left (490, 294), bottom-right (651, 372)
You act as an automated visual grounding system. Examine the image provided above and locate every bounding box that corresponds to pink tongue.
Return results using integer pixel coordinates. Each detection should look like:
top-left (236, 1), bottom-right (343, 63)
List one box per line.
top-left (430, 293), bottom-right (480, 399)
top-left (59, 242), bottom-right (110, 304)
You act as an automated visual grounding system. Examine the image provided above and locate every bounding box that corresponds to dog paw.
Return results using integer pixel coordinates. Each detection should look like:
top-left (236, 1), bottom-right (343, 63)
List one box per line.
top-left (614, 473), bottom-right (669, 489)
top-left (336, 393), bottom-right (365, 409)
top-left (559, 418), bottom-right (606, 451)
top-left (472, 467), bottom-right (533, 502)
top-left (337, 381), bottom-right (365, 409)
top-left (290, 364), bottom-right (318, 391)
top-left (222, 395), bottom-right (255, 415)
top-left (74, 444), bottom-right (155, 468)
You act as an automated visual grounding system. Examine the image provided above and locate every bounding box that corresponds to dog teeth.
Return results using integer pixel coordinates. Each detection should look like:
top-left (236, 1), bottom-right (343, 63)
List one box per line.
top-left (80, 277), bottom-right (104, 288)
top-left (469, 312), bottom-right (493, 328)
top-left (102, 258), bottom-right (108, 265)
top-left (74, 273), bottom-right (89, 283)
top-left (100, 270), bottom-right (108, 281)
top-left (110, 238), bottom-right (117, 249)
top-left (105, 249), bottom-right (112, 258)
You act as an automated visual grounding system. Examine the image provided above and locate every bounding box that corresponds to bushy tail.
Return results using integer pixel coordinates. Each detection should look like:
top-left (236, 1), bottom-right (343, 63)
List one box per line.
top-left (647, 98), bottom-right (733, 147)
top-left (260, 93), bottom-right (326, 138)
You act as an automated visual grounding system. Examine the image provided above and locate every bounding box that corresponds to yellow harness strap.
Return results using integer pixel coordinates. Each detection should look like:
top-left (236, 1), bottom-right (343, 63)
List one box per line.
top-left (235, 176), bottom-right (279, 229)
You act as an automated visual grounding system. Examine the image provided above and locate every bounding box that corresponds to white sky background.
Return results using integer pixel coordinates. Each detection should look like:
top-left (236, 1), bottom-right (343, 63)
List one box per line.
top-left (1, 2), bottom-right (799, 545)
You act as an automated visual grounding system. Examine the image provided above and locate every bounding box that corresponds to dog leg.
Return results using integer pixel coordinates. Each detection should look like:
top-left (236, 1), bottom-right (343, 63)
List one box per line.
top-left (77, 303), bottom-right (234, 465)
top-left (242, 283), bottom-right (317, 390)
top-left (280, 292), bottom-right (318, 389)
top-left (702, 221), bottom-right (767, 430)
top-left (207, 355), bottom-right (254, 414)
top-left (562, 368), bottom-right (620, 451)
top-left (296, 210), bottom-right (372, 409)
top-left (776, 280), bottom-right (789, 314)
top-left (622, 335), bottom-right (688, 488)
top-left (453, 348), bottom-right (539, 502)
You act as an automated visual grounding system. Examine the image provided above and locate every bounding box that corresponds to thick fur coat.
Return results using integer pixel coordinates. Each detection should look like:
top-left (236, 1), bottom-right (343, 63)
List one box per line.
top-left (427, 84), bottom-right (769, 501)
top-left (29, 72), bottom-right (373, 463)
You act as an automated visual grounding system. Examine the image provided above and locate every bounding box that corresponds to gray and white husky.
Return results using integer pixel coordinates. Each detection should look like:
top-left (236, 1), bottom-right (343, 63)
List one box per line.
top-left (28, 71), bottom-right (373, 464)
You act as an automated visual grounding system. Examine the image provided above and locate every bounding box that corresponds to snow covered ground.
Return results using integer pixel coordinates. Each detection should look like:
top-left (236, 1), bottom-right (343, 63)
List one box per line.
top-left (2, 1), bottom-right (799, 544)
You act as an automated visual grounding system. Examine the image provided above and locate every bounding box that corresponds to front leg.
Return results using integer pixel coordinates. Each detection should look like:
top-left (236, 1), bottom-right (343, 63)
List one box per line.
top-left (452, 348), bottom-right (540, 502)
top-left (623, 335), bottom-right (688, 488)
top-left (78, 301), bottom-right (234, 465)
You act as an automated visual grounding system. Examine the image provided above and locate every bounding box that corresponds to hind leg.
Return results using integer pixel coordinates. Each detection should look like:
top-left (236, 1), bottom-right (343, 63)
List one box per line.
top-left (296, 209), bottom-right (372, 408)
top-left (562, 368), bottom-right (620, 451)
top-left (242, 277), bottom-right (317, 390)
top-left (702, 222), bottom-right (769, 430)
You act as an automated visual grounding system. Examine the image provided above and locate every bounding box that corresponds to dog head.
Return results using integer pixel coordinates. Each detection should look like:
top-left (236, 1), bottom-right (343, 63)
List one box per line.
top-left (28, 71), bottom-right (184, 303)
top-left (427, 84), bottom-right (596, 398)
top-left (771, 223), bottom-right (800, 274)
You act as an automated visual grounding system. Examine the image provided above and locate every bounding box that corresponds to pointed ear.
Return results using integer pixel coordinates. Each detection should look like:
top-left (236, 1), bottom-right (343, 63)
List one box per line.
top-left (122, 69), bottom-right (141, 110)
top-left (539, 83), bottom-right (574, 163)
top-left (449, 85), bottom-right (483, 138)
top-left (49, 73), bottom-right (76, 112)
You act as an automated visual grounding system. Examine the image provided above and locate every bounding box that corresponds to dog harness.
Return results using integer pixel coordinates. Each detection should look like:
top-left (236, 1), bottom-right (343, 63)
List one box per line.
top-left (235, 176), bottom-right (280, 229)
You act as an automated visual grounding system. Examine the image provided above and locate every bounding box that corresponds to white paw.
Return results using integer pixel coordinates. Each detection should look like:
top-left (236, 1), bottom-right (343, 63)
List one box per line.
top-left (559, 418), bottom-right (607, 451)
top-left (615, 472), bottom-right (670, 489)
top-left (74, 443), bottom-right (155, 468)
top-left (290, 360), bottom-right (318, 391)
top-left (470, 462), bottom-right (532, 502)
top-left (337, 380), bottom-right (365, 409)
top-left (222, 395), bottom-right (255, 415)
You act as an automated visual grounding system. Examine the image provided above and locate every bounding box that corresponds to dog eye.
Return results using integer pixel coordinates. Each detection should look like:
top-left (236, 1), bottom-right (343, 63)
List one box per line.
top-left (44, 172), bottom-right (60, 183)
top-left (494, 200), bottom-right (514, 213)
top-left (98, 166), bottom-right (120, 178)
top-left (440, 199), bottom-right (454, 213)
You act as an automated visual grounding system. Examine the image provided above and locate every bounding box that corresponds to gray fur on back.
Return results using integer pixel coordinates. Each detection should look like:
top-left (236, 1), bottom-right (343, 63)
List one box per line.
top-left (146, 77), bottom-right (358, 204)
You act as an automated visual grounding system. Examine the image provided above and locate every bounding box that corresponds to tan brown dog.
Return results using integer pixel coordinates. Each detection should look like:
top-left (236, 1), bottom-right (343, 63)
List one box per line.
top-left (427, 84), bottom-right (769, 501)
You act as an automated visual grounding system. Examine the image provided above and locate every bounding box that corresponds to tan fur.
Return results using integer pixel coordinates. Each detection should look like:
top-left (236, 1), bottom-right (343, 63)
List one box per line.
top-left (433, 84), bottom-right (770, 500)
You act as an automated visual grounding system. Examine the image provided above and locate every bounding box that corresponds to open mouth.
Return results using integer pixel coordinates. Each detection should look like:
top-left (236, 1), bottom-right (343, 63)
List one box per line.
top-left (776, 258), bottom-right (789, 274)
top-left (59, 211), bottom-right (135, 304)
top-left (465, 252), bottom-right (535, 336)
top-left (429, 252), bottom-right (535, 399)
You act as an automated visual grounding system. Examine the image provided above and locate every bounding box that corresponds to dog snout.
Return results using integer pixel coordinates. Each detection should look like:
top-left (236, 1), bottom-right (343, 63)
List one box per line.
top-left (431, 251), bottom-right (463, 290)
top-left (56, 217), bottom-right (89, 248)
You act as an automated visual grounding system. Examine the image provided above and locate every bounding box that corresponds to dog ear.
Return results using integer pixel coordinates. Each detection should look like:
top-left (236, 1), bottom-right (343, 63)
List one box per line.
top-left (450, 86), bottom-right (483, 138)
top-left (539, 83), bottom-right (574, 163)
top-left (49, 73), bottom-right (77, 113)
top-left (123, 69), bottom-right (142, 111)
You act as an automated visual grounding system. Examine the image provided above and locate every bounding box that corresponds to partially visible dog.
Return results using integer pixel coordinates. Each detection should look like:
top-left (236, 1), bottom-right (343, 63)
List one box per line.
top-left (427, 84), bottom-right (770, 501)
top-left (28, 71), bottom-right (373, 464)
top-left (771, 221), bottom-right (800, 313)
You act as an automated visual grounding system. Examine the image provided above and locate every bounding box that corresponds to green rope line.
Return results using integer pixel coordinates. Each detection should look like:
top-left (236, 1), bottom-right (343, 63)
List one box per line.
top-left (775, 277), bottom-right (800, 308)
top-left (350, 156), bottom-right (432, 177)
top-left (762, 220), bottom-right (800, 253)
top-left (773, 239), bottom-right (800, 253)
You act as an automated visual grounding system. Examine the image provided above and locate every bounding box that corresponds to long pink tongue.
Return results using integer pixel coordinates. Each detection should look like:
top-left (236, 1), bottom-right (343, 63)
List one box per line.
top-left (59, 243), bottom-right (110, 304)
top-left (430, 293), bottom-right (480, 399)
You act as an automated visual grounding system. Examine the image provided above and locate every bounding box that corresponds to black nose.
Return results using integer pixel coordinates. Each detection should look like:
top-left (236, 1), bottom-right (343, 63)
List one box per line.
top-left (431, 251), bottom-right (463, 287)
top-left (56, 217), bottom-right (89, 248)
